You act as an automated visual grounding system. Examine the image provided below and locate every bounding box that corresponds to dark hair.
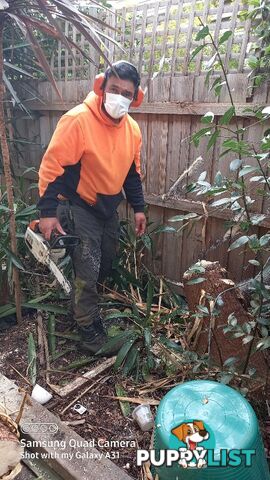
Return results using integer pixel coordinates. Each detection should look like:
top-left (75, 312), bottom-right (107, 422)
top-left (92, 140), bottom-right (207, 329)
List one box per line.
top-left (102, 61), bottom-right (140, 98)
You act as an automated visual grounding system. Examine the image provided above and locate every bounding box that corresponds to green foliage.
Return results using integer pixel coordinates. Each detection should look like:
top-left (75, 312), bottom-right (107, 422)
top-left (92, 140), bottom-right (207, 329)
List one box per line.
top-left (168, 14), bottom-right (270, 379)
top-left (98, 220), bottom-right (188, 378)
top-left (243, 0), bottom-right (270, 87)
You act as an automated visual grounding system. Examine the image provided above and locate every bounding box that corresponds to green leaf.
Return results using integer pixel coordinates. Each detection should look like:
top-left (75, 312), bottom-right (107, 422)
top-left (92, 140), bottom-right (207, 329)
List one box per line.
top-left (48, 314), bottom-right (56, 357)
top-left (211, 197), bottom-right (231, 207)
top-left (205, 53), bottom-right (218, 69)
top-left (0, 205), bottom-right (9, 212)
top-left (210, 76), bottom-right (222, 91)
top-left (248, 259), bottom-right (260, 266)
top-left (114, 336), bottom-right (137, 370)
top-left (250, 214), bottom-right (266, 225)
top-left (242, 335), bottom-right (254, 345)
top-left (144, 328), bottom-right (152, 350)
top-left (192, 127), bottom-right (212, 147)
top-left (230, 159), bottom-right (242, 171)
top-left (259, 234), bottom-right (270, 246)
top-left (15, 204), bottom-right (37, 218)
top-left (247, 55), bottom-right (260, 69)
top-left (169, 212), bottom-right (198, 222)
top-left (186, 277), bottom-right (206, 285)
top-left (197, 305), bottom-right (209, 315)
top-left (195, 26), bottom-right (210, 41)
top-left (22, 302), bottom-right (67, 314)
top-left (201, 111), bottom-right (214, 124)
top-left (122, 345), bottom-right (139, 376)
top-left (220, 106), bottom-right (235, 125)
top-left (105, 311), bottom-right (136, 321)
top-left (28, 333), bottom-right (37, 386)
top-left (1, 245), bottom-right (24, 270)
top-left (228, 235), bottom-right (249, 251)
top-left (0, 305), bottom-right (16, 319)
top-left (223, 356), bottom-right (238, 367)
top-left (190, 44), bottom-right (205, 62)
top-left (214, 81), bottom-right (226, 96)
top-left (219, 373), bottom-right (233, 384)
top-left (219, 30), bottom-right (233, 45)
top-left (256, 337), bottom-right (270, 350)
top-left (154, 225), bottom-right (176, 234)
top-left (59, 357), bottom-right (95, 370)
top-left (115, 384), bottom-right (131, 416)
top-left (249, 176), bottom-right (264, 183)
top-left (141, 234), bottom-right (152, 251)
top-left (258, 317), bottom-right (270, 326)
top-left (207, 129), bottom-right (220, 150)
top-left (54, 332), bottom-right (80, 341)
top-left (159, 336), bottom-right (183, 352)
top-left (146, 280), bottom-right (154, 318)
top-left (96, 331), bottom-right (134, 356)
top-left (239, 165), bottom-right (259, 177)
top-left (262, 106), bottom-right (270, 116)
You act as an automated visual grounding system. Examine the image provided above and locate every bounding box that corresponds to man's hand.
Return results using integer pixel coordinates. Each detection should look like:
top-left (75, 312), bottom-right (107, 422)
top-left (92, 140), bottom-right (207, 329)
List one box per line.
top-left (134, 212), bottom-right (146, 236)
top-left (39, 217), bottom-right (66, 241)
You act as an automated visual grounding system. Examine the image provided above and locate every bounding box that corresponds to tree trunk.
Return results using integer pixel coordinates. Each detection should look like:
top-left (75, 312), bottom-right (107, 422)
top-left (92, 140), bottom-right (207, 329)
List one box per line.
top-left (0, 21), bottom-right (22, 323)
top-left (183, 260), bottom-right (268, 379)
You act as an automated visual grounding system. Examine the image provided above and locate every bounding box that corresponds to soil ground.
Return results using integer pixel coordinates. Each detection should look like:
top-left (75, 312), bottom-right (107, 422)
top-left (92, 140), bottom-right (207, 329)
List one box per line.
top-left (0, 314), bottom-right (269, 479)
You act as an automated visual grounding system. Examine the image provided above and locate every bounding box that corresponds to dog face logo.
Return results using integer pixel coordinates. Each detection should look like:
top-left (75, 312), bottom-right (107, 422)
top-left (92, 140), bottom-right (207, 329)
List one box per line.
top-left (172, 421), bottom-right (209, 449)
top-left (171, 421), bottom-right (210, 468)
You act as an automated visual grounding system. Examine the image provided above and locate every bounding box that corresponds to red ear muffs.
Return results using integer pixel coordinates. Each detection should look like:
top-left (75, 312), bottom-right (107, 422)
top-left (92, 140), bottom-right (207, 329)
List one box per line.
top-left (93, 73), bottom-right (105, 97)
top-left (93, 73), bottom-right (144, 107)
top-left (131, 87), bottom-right (144, 107)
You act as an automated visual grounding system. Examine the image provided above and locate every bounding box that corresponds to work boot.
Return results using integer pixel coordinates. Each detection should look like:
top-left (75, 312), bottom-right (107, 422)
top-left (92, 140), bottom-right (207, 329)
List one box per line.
top-left (78, 317), bottom-right (108, 355)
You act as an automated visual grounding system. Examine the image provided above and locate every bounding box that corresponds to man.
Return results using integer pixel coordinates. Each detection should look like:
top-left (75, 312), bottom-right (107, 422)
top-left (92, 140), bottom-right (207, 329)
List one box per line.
top-left (37, 61), bottom-right (146, 353)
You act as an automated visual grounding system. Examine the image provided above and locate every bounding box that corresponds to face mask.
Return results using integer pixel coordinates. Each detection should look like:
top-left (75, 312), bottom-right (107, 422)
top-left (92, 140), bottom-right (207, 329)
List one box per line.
top-left (104, 93), bottom-right (132, 119)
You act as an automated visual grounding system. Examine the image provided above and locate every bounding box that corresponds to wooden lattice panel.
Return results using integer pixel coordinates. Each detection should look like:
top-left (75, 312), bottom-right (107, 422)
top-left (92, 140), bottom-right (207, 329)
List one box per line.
top-left (50, 1), bottom-right (256, 79)
top-left (110, 0), bottom-right (255, 76)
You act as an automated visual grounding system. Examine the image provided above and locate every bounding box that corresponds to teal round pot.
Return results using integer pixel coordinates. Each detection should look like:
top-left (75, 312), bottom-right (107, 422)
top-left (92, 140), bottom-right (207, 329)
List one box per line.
top-left (153, 380), bottom-right (270, 480)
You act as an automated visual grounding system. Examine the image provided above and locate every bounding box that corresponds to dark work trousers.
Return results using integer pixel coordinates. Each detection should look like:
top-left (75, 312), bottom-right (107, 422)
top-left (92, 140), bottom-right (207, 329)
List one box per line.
top-left (57, 201), bottom-right (120, 327)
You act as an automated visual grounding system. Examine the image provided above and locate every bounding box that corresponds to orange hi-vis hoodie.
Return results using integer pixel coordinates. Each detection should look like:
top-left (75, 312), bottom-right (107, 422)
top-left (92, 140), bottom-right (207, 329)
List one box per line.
top-left (37, 91), bottom-right (145, 219)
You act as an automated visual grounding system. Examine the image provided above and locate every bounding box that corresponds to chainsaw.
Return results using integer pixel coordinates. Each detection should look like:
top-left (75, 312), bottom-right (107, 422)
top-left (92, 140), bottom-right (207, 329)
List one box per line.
top-left (24, 220), bottom-right (80, 294)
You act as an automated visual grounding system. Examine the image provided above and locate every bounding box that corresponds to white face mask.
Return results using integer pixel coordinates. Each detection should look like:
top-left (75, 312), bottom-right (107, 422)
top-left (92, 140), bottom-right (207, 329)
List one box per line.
top-left (104, 93), bottom-right (132, 119)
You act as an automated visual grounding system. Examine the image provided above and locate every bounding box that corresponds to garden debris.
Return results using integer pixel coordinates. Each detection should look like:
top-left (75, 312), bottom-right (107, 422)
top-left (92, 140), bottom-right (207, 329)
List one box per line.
top-left (0, 391), bottom-right (30, 478)
top-left (27, 332), bottom-right (37, 386)
top-left (50, 356), bottom-right (116, 397)
top-left (105, 396), bottom-right (159, 406)
top-left (8, 364), bottom-right (31, 387)
top-left (138, 377), bottom-right (174, 395)
top-left (115, 384), bottom-right (131, 417)
top-left (60, 375), bottom-right (110, 415)
top-left (35, 312), bottom-right (51, 385)
top-left (47, 314), bottom-right (56, 357)
top-left (72, 403), bottom-right (87, 415)
top-left (132, 404), bottom-right (154, 432)
top-left (57, 356), bottom-right (96, 371)
top-left (63, 419), bottom-right (86, 426)
top-left (63, 418), bottom-right (85, 427)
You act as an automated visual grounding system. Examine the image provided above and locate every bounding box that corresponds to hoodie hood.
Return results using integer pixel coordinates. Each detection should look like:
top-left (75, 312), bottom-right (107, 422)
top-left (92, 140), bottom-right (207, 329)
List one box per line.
top-left (83, 91), bottom-right (127, 128)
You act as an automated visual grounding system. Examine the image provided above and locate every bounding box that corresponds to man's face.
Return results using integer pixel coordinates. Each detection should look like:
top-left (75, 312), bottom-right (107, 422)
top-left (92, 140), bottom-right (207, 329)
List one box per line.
top-left (103, 75), bottom-right (135, 101)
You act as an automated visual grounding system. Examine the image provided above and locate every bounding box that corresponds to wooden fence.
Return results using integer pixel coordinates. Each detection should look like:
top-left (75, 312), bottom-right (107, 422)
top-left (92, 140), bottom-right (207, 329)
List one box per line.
top-left (10, 0), bottom-right (270, 287)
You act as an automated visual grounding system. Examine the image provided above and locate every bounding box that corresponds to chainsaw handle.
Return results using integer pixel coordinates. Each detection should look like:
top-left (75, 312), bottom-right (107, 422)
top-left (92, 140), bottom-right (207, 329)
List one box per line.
top-left (29, 220), bottom-right (41, 233)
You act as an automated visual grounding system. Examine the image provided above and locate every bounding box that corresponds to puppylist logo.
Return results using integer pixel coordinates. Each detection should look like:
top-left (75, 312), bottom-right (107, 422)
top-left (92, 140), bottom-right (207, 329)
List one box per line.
top-left (137, 420), bottom-right (256, 469)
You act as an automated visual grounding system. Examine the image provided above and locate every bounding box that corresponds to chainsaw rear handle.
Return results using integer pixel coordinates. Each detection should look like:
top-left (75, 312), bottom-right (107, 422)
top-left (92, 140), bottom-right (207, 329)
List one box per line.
top-left (28, 220), bottom-right (80, 249)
